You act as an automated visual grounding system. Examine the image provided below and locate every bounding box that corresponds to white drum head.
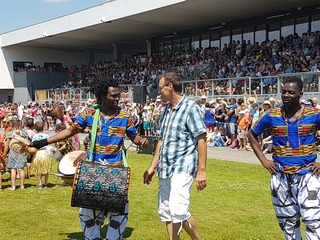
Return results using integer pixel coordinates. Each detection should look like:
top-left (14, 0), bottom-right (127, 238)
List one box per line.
top-left (59, 150), bottom-right (86, 175)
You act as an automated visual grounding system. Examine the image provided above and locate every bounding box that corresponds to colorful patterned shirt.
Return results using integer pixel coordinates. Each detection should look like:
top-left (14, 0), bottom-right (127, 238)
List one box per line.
top-left (158, 96), bottom-right (206, 179)
top-left (72, 106), bottom-right (137, 164)
top-left (251, 105), bottom-right (320, 174)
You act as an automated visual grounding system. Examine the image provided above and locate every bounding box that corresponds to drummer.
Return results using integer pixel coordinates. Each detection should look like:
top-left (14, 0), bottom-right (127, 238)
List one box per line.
top-left (31, 77), bottom-right (149, 240)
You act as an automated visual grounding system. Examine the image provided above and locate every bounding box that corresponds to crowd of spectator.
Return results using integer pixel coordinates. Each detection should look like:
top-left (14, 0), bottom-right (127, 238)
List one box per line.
top-left (15, 30), bottom-right (320, 99)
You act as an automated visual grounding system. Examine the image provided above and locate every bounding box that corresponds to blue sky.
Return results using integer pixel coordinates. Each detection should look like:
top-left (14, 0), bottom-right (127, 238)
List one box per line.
top-left (0, 0), bottom-right (108, 34)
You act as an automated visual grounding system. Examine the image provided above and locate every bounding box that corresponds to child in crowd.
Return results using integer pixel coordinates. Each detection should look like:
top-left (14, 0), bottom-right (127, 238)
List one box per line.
top-left (32, 121), bottom-right (50, 189)
top-left (24, 118), bottom-right (36, 179)
top-left (237, 110), bottom-right (250, 150)
top-left (219, 126), bottom-right (230, 146)
top-left (3, 118), bottom-right (29, 190)
top-left (142, 106), bottom-right (151, 136)
top-left (207, 126), bottom-right (225, 147)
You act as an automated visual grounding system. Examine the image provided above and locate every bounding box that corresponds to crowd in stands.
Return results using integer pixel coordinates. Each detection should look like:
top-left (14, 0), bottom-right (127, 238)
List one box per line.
top-left (16, 30), bottom-right (320, 98)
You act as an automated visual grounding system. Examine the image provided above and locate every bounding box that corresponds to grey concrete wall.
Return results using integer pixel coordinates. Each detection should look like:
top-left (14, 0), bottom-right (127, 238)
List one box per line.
top-left (0, 89), bottom-right (14, 103)
top-left (13, 71), bottom-right (69, 104)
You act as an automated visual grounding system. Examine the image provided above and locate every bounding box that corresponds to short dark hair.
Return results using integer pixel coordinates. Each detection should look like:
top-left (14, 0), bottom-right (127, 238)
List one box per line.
top-left (282, 76), bottom-right (303, 92)
top-left (34, 121), bottom-right (44, 132)
top-left (55, 123), bottom-right (66, 132)
top-left (89, 77), bottom-right (119, 104)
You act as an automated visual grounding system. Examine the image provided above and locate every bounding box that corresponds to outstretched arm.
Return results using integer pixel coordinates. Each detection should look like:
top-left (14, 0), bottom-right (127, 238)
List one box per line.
top-left (31, 127), bottom-right (78, 149)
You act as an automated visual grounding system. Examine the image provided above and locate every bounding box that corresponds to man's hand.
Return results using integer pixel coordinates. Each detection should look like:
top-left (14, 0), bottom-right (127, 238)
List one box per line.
top-left (311, 162), bottom-right (320, 175)
top-left (143, 167), bottom-right (155, 185)
top-left (29, 139), bottom-right (48, 149)
top-left (73, 152), bottom-right (87, 167)
top-left (139, 138), bottom-right (149, 148)
top-left (261, 159), bottom-right (277, 174)
top-left (196, 169), bottom-right (207, 191)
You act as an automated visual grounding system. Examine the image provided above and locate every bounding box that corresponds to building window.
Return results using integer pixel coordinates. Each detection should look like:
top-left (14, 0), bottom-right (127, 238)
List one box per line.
top-left (191, 36), bottom-right (200, 50)
top-left (255, 24), bottom-right (266, 44)
top-left (201, 35), bottom-right (210, 49)
top-left (243, 27), bottom-right (254, 43)
top-left (164, 41), bottom-right (172, 55)
top-left (181, 38), bottom-right (190, 52)
top-left (232, 28), bottom-right (242, 42)
top-left (281, 19), bottom-right (294, 37)
top-left (311, 14), bottom-right (320, 32)
top-left (295, 17), bottom-right (309, 35)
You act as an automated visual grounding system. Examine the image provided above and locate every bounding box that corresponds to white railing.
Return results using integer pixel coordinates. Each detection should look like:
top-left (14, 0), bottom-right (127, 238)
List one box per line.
top-left (35, 72), bottom-right (320, 102)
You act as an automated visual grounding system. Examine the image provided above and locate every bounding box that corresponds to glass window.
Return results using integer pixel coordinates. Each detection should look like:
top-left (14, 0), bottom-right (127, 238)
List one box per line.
top-left (164, 41), bottom-right (172, 55)
top-left (268, 30), bottom-right (280, 41)
top-left (268, 23), bottom-right (280, 41)
top-left (210, 40), bottom-right (220, 48)
top-left (191, 36), bottom-right (200, 50)
top-left (181, 38), bottom-right (190, 52)
top-left (210, 33), bottom-right (220, 49)
top-left (221, 31), bottom-right (230, 48)
top-left (232, 29), bottom-right (242, 42)
top-left (311, 14), bottom-right (320, 32)
top-left (281, 19), bottom-right (294, 37)
top-left (243, 27), bottom-right (254, 43)
top-left (255, 30), bottom-right (266, 44)
top-left (201, 35), bottom-right (210, 49)
top-left (173, 39), bottom-right (180, 53)
top-left (255, 25), bottom-right (266, 43)
top-left (295, 17), bottom-right (309, 36)
top-left (158, 42), bottom-right (164, 54)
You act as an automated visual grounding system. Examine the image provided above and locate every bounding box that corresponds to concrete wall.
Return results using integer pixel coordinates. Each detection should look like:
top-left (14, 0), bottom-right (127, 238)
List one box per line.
top-left (13, 71), bottom-right (69, 104)
top-left (0, 45), bottom-right (87, 93)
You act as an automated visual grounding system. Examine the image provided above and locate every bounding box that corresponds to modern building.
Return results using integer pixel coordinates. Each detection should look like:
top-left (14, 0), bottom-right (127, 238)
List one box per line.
top-left (0, 0), bottom-right (319, 103)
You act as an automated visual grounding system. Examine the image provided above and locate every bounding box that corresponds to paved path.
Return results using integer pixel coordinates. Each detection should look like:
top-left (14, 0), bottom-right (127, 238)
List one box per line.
top-left (74, 132), bottom-right (262, 165)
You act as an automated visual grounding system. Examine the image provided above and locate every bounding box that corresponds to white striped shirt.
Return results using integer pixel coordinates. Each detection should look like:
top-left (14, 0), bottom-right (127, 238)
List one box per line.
top-left (158, 96), bottom-right (206, 179)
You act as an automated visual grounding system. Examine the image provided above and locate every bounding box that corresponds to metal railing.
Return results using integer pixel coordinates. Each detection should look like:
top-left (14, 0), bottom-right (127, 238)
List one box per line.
top-left (35, 72), bottom-right (320, 102)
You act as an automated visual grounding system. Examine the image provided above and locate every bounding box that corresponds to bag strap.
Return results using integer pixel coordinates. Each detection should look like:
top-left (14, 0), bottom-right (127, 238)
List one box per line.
top-left (89, 104), bottom-right (100, 162)
top-left (89, 104), bottom-right (129, 167)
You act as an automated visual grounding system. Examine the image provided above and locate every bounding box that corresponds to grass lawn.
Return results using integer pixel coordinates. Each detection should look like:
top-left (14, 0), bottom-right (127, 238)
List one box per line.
top-left (0, 151), bottom-right (297, 240)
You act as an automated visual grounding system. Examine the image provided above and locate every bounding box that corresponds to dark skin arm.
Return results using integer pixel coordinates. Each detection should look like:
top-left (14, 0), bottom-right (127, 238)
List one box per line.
top-left (247, 129), bottom-right (277, 174)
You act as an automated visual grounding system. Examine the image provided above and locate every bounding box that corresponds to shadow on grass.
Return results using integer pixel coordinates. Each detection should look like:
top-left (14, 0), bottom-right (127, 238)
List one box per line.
top-left (64, 227), bottom-right (134, 239)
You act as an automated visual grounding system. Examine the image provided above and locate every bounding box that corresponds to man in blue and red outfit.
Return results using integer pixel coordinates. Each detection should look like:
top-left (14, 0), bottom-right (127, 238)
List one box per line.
top-left (248, 76), bottom-right (320, 239)
top-left (31, 77), bottom-right (149, 240)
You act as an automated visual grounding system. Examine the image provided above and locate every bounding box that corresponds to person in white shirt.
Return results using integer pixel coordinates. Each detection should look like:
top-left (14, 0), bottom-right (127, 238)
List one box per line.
top-left (17, 101), bottom-right (24, 121)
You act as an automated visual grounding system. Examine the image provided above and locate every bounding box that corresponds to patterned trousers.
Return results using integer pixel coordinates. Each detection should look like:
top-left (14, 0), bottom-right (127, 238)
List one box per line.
top-left (271, 172), bottom-right (320, 240)
top-left (79, 202), bottom-right (128, 240)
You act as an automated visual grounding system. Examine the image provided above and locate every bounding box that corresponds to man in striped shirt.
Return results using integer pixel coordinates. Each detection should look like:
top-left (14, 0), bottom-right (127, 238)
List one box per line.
top-left (144, 72), bottom-right (207, 240)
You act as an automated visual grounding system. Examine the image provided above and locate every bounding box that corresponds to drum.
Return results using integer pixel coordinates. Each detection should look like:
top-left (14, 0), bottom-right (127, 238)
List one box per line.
top-left (58, 150), bottom-right (86, 187)
top-left (44, 145), bottom-right (63, 162)
top-left (71, 161), bottom-right (130, 213)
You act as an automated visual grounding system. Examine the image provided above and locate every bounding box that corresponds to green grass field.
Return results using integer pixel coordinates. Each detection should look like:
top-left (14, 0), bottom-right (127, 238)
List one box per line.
top-left (0, 151), bottom-right (295, 240)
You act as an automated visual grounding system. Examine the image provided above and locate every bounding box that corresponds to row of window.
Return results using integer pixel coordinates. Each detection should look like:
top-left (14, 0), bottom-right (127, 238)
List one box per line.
top-left (158, 14), bottom-right (320, 54)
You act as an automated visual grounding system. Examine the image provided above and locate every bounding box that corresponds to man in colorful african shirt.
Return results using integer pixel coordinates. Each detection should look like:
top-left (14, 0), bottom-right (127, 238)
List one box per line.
top-left (31, 77), bottom-right (149, 240)
top-left (248, 76), bottom-right (320, 240)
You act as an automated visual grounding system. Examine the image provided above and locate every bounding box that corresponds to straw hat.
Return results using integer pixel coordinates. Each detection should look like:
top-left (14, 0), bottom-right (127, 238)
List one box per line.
top-left (247, 97), bottom-right (256, 105)
top-left (59, 150), bottom-right (86, 175)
